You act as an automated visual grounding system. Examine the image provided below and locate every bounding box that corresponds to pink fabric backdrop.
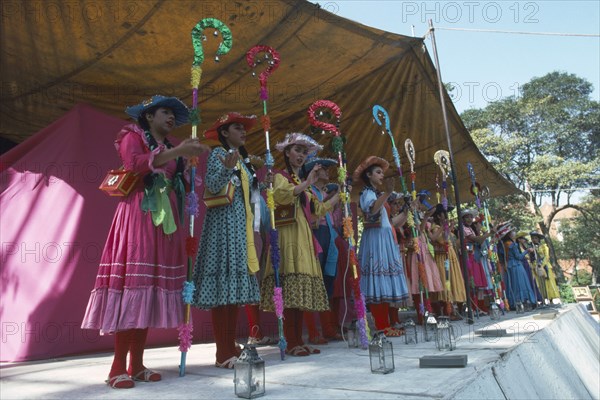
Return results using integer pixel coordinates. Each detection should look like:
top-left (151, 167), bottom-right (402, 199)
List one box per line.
top-left (0, 105), bottom-right (276, 362)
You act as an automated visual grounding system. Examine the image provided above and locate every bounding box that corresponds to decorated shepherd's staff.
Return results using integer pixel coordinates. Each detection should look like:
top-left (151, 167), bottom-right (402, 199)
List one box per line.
top-left (307, 100), bottom-right (369, 349)
top-left (372, 105), bottom-right (431, 321)
top-left (372, 105), bottom-right (408, 194)
top-left (245, 45), bottom-right (287, 359)
top-left (434, 150), bottom-right (454, 315)
top-left (403, 138), bottom-right (432, 319)
top-left (178, 17), bottom-right (233, 377)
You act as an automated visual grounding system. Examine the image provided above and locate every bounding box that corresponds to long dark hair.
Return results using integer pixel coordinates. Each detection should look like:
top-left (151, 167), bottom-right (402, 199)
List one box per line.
top-left (360, 164), bottom-right (381, 196)
top-left (137, 105), bottom-right (159, 131)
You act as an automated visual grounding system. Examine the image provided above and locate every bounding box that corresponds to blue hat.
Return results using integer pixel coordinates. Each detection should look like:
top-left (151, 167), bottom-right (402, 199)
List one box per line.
top-left (300, 157), bottom-right (337, 178)
top-left (125, 95), bottom-right (189, 127)
top-left (417, 190), bottom-right (433, 210)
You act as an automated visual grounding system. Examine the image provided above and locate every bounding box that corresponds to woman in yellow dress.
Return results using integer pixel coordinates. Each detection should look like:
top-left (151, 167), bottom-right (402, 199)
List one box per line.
top-left (429, 204), bottom-right (466, 318)
top-left (260, 133), bottom-right (339, 356)
top-left (530, 232), bottom-right (561, 302)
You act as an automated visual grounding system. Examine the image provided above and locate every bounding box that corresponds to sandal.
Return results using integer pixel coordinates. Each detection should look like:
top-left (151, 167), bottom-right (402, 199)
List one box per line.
top-left (215, 356), bottom-right (237, 369)
top-left (131, 368), bottom-right (161, 382)
top-left (248, 336), bottom-right (277, 346)
top-left (302, 345), bottom-right (321, 354)
top-left (285, 345), bottom-right (309, 357)
top-left (308, 336), bottom-right (328, 345)
top-left (106, 373), bottom-right (134, 389)
top-left (384, 327), bottom-right (404, 337)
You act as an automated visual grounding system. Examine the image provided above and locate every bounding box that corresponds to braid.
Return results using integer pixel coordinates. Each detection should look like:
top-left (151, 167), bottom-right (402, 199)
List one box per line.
top-left (283, 153), bottom-right (307, 208)
top-left (143, 130), bottom-right (184, 186)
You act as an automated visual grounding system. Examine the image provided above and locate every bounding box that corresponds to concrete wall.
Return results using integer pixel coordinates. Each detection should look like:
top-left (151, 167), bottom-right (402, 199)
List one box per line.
top-left (451, 305), bottom-right (600, 400)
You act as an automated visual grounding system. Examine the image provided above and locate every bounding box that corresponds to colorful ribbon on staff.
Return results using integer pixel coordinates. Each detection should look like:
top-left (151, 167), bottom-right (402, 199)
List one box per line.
top-left (434, 150), bottom-right (453, 314)
top-left (246, 45), bottom-right (287, 359)
top-left (178, 17), bottom-right (233, 377)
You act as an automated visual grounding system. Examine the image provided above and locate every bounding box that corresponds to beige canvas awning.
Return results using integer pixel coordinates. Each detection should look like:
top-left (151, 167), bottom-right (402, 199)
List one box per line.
top-left (0, 0), bottom-right (516, 199)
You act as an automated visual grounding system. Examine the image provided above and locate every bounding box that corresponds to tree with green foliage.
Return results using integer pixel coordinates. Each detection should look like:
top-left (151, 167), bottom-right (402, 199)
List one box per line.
top-left (461, 72), bottom-right (600, 272)
top-left (555, 196), bottom-right (600, 285)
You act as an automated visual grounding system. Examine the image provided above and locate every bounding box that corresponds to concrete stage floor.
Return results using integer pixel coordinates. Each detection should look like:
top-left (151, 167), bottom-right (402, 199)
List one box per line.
top-left (1, 304), bottom-right (598, 400)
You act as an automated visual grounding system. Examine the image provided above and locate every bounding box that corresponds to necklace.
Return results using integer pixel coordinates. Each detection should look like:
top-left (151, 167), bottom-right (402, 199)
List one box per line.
top-left (290, 172), bottom-right (301, 185)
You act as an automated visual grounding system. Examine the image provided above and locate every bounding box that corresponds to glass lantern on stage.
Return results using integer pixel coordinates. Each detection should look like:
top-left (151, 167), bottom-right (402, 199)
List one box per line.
top-left (435, 316), bottom-right (456, 351)
top-left (234, 344), bottom-right (265, 399)
top-left (404, 318), bottom-right (418, 344)
top-left (347, 320), bottom-right (359, 348)
top-left (516, 301), bottom-right (525, 314)
top-left (489, 302), bottom-right (501, 320)
top-left (424, 312), bottom-right (438, 342)
top-left (369, 331), bottom-right (395, 374)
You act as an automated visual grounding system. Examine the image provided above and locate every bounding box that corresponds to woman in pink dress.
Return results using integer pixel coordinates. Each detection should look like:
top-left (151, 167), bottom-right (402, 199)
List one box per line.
top-left (460, 209), bottom-right (494, 313)
top-left (81, 95), bottom-right (209, 389)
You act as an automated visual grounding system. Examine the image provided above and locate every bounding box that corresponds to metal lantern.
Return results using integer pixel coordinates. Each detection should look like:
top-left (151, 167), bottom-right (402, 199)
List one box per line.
top-left (489, 302), bottom-right (501, 320)
top-left (404, 318), bottom-right (418, 344)
top-left (516, 301), bottom-right (525, 314)
top-left (369, 331), bottom-right (395, 374)
top-left (424, 312), bottom-right (438, 342)
top-left (435, 316), bottom-right (456, 351)
top-left (234, 344), bottom-right (265, 399)
top-left (347, 320), bottom-right (359, 348)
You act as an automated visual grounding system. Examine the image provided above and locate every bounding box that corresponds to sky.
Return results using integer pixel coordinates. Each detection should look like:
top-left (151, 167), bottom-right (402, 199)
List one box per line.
top-left (311, 0), bottom-right (600, 114)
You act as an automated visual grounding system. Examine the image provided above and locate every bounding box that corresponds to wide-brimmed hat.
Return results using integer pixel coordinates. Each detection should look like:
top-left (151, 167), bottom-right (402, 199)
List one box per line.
top-left (203, 112), bottom-right (257, 140)
top-left (530, 231), bottom-right (545, 238)
top-left (352, 156), bottom-right (389, 183)
top-left (274, 132), bottom-right (323, 153)
top-left (417, 190), bottom-right (435, 210)
top-left (460, 208), bottom-right (476, 218)
top-left (516, 231), bottom-right (529, 240)
top-left (494, 221), bottom-right (514, 239)
top-left (300, 157), bottom-right (338, 178)
top-left (125, 95), bottom-right (189, 127)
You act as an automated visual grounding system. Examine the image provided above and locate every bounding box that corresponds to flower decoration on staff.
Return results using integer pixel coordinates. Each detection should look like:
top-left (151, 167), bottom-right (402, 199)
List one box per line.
top-left (246, 45), bottom-right (280, 101)
top-left (308, 99), bottom-right (369, 349)
top-left (372, 105), bottom-right (408, 195)
top-left (178, 17), bottom-right (233, 377)
top-left (246, 45), bottom-right (286, 360)
top-left (404, 138), bottom-right (432, 318)
top-left (307, 100), bottom-right (341, 135)
top-left (404, 139), bottom-right (417, 202)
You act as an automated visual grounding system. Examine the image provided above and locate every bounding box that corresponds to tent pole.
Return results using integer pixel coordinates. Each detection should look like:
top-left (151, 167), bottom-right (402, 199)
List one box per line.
top-left (427, 19), bottom-right (474, 325)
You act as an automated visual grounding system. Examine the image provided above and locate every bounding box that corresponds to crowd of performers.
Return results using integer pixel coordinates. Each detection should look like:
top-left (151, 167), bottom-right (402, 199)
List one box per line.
top-left (81, 96), bottom-right (561, 389)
